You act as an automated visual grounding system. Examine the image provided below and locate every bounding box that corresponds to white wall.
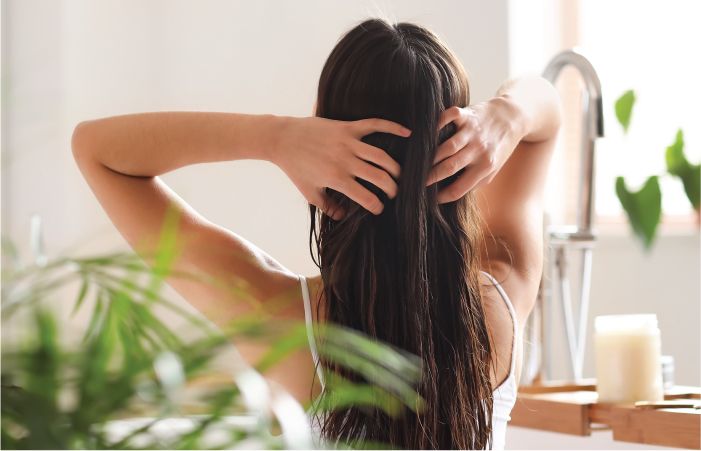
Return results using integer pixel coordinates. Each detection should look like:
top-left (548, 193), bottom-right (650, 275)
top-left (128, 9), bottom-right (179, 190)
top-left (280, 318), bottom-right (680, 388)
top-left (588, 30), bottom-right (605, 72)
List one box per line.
top-left (3, 0), bottom-right (509, 272)
top-left (546, 231), bottom-right (700, 386)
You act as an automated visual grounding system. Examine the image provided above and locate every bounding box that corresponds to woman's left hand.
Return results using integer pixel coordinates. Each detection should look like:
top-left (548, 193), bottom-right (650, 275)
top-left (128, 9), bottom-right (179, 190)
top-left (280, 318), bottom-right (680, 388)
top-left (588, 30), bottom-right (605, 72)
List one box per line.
top-left (425, 96), bottom-right (527, 203)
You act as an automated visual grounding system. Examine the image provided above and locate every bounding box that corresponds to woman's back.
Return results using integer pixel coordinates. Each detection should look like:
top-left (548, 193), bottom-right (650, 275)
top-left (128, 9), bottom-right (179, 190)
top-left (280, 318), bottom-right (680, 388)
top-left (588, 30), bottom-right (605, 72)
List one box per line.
top-left (298, 268), bottom-right (521, 450)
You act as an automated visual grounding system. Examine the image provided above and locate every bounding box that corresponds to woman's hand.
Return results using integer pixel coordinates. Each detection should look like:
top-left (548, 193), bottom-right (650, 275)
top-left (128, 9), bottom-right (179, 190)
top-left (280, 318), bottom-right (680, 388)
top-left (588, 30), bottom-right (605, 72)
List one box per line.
top-left (425, 96), bottom-right (528, 203)
top-left (270, 116), bottom-right (411, 219)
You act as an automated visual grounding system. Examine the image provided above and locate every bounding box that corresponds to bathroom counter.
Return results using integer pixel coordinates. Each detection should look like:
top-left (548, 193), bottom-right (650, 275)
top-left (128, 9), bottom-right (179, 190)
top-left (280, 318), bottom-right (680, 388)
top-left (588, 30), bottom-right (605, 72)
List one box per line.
top-left (510, 378), bottom-right (700, 449)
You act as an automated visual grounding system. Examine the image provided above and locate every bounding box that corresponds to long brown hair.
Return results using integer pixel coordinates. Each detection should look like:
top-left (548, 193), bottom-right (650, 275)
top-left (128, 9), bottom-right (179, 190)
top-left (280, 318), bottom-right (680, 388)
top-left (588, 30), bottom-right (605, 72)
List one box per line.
top-left (308, 18), bottom-right (495, 449)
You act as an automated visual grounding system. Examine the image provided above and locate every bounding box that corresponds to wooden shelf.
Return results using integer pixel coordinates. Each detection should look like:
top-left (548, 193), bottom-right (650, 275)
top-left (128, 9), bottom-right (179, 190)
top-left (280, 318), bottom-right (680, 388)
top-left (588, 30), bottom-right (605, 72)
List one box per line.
top-left (511, 379), bottom-right (701, 449)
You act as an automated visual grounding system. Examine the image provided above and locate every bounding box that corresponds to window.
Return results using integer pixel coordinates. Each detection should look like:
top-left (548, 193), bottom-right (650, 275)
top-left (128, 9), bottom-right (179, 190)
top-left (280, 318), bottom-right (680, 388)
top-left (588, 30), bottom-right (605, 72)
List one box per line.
top-left (509, 0), bottom-right (700, 227)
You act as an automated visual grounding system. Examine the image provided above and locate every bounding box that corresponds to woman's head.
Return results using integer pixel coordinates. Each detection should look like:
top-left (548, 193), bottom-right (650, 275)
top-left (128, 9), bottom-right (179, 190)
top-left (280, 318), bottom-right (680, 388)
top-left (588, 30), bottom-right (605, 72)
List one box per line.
top-left (309, 18), bottom-right (494, 449)
top-left (314, 18), bottom-right (469, 209)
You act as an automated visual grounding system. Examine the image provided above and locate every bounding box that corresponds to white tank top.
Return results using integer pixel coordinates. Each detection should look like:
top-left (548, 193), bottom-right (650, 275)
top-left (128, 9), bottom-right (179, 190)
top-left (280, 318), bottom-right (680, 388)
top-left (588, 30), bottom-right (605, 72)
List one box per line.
top-left (298, 270), bottom-right (519, 450)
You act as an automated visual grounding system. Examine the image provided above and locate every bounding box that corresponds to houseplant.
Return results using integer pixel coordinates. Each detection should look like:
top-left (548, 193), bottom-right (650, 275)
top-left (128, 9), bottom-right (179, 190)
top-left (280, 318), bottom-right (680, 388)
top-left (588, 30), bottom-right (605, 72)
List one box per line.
top-left (1, 209), bottom-right (424, 449)
top-left (614, 89), bottom-right (700, 250)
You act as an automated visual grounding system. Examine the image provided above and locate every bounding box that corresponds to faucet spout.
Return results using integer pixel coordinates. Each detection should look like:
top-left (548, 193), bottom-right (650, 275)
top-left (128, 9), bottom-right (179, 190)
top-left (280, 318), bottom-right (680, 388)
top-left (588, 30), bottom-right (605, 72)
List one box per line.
top-left (543, 48), bottom-right (604, 233)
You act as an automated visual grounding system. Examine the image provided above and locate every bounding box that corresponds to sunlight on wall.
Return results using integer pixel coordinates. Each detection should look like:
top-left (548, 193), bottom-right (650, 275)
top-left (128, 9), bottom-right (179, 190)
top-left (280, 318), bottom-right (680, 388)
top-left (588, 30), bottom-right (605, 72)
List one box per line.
top-left (579, 0), bottom-right (701, 216)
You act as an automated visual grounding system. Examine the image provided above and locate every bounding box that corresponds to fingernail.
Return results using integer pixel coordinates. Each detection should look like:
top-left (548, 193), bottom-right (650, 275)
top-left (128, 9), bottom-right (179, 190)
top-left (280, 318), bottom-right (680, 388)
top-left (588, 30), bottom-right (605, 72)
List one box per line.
top-left (403, 128), bottom-right (412, 136)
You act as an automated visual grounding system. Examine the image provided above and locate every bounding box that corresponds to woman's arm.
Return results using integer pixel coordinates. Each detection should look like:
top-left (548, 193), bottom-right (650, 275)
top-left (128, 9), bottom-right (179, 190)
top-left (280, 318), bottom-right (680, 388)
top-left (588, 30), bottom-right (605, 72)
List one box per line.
top-left (73, 112), bottom-right (282, 177)
top-left (495, 75), bottom-right (562, 143)
top-left (477, 77), bottom-right (562, 279)
top-left (426, 75), bottom-right (562, 194)
top-left (72, 112), bottom-right (409, 328)
top-left (482, 77), bottom-right (561, 323)
top-left (426, 75), bottom-right (562, 323)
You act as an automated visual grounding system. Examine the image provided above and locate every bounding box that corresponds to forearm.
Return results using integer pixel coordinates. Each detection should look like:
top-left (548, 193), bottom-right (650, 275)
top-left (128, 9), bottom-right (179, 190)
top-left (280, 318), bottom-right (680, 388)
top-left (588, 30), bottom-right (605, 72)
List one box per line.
top-left (495, 75), bottom-right (562, 143)
top-left (71, 111), bottom-right (282, 176)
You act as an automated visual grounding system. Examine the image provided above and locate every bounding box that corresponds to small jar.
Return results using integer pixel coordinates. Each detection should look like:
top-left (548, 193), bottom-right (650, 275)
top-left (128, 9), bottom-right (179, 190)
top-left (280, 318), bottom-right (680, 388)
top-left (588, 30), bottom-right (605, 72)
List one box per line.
top-left (594, 314), bottom-right (664, 403)
top-left (660, 355), bottom-right (675, 390)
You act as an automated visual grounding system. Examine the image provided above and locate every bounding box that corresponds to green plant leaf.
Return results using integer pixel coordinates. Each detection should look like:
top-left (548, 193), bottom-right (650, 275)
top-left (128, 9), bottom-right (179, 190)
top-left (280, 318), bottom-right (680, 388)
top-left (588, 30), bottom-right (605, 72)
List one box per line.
top-left (83, 288), bottom-right (106, 345)
top-left (615, 90), bottom-right (636, 133)
top-left (319, 324), bottom-right (422, 381)
top-left (3, 243), bottom-right (427, 449)
top-left (313, 382), bottom-right (404, 417)
top-left (255, 323), bottom-right (309, 373)
top-left (319, 341), bottom-right (421, 411)
top-left (666, 129), bottom-right (687, 175)
top-left (146, 202), bottom-right (183, 302)
top-left (683, 163), bottom-right (700, 209)
top-left (70, 275), bottom-right (90, 317)
top-left (615, 175), bottom-right (662, 250)
top-left (665, 129), bottom-right (700, 209)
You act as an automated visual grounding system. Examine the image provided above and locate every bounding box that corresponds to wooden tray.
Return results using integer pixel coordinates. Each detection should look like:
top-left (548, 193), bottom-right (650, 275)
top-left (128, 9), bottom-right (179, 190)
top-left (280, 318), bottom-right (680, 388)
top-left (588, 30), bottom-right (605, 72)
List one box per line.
top-left (511, 378), bottom-right (701, 449)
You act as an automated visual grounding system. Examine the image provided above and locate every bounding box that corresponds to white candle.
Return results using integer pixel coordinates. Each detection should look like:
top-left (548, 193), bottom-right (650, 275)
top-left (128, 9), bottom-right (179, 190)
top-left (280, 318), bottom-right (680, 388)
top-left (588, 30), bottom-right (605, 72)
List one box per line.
top-left (594, 314), bottom-right (664, 403)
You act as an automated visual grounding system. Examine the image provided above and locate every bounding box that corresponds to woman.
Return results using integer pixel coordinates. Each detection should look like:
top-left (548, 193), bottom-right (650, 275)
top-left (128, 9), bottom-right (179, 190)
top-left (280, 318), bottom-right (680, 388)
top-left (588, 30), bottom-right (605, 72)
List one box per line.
top-left (72, 18), bottom-right (561, 450)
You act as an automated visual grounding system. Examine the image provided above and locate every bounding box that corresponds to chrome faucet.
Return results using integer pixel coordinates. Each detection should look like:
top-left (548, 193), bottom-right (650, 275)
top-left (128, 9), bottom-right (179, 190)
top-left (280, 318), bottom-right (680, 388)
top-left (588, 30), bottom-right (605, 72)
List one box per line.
top-left (522, 49), bottom-right (604, 384)
top-left (543, 49), bottom-right (604, 235)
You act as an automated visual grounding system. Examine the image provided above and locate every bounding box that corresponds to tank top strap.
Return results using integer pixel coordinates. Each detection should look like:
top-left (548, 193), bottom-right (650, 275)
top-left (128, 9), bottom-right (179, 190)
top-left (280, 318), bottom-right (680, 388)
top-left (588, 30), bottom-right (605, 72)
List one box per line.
top-left (299, 274), bottom-right (326, 390)
top-left (480, 270), bottom-right (519, 376)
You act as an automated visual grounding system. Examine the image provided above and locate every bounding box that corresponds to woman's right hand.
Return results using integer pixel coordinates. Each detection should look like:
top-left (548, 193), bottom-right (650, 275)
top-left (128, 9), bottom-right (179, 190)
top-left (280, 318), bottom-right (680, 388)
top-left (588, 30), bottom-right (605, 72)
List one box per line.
top-left (425, 97), bottom-right (528, 203)
top-left (269, 116), bottom-right (411, 220)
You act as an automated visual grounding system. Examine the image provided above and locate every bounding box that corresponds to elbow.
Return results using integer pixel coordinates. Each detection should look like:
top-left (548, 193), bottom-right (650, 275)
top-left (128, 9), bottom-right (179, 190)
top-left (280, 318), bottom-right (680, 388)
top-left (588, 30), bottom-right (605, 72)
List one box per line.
top-left (546, 80), bottom-right (564, 138)
top-left (71, 120), bottom-right (97, 166)
top-left (71, 120), bottom-right (90, 153)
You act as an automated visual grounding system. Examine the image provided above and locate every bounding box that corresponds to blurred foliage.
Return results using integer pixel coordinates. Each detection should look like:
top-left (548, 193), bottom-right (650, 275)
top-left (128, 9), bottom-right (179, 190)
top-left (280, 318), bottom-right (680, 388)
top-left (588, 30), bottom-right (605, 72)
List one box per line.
top-left (615, 176), bottom-right (661, 250)
top-left (1, 205), bottom-right (424, 449)
top-left (614, 89), bottom-right (635, 133)
top-left (613, 90), bottom-right (699, 251)
top-left (666, 129), bottom-right (700, 210)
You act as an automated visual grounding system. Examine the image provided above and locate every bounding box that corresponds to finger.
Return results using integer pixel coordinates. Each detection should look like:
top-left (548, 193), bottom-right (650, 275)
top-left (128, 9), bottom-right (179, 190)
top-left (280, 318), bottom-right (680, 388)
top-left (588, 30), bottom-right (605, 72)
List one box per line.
top-left (353, 141), bottom-right (401, 179)
top-left (351, 118), bottom-right (411, 138)
top-left (352, 159), bottom-right (398, 199)
top-left (471, 177), bottom-right (490, 193)
top-left (485, 170), bottom-right (498, 184)
top-left (437, 106), bottom-right (462, 130)
top-left (467, 170), bottom-right (497, 195)
top-left (337, 178), bottom-right (384, 215)
top-left (433, 128), bottom-right (474, 164)
top-left (436, 163), bottom-right (492, 203)
top-left (310, 190), bottom-right (346, 220)
top-left (425, 146), bottom-right (478, 186)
